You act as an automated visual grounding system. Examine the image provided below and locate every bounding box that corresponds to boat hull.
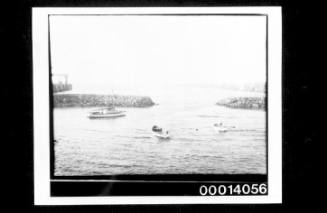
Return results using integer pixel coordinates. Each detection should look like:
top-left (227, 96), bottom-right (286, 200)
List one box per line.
top-left (88, 114), bottom-right (126, 119)
top-left (153, 133), bottom-right (170, 139)
top-left (214, 127), bottom-right (228, 132)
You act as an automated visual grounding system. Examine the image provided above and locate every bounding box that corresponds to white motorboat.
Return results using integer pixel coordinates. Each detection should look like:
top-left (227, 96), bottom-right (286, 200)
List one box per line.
top-left (214, 126), bottom-right (228, 132)
top-left (87, 107), bottom-right (126, 119)
top-left (213, 123), bottom-right (230, 132)
top-left (152, 125), bottom-right (170, 139)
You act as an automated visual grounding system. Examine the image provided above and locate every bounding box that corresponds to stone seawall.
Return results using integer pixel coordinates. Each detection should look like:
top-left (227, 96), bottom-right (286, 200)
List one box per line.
top-left (216, 97), bottom-right (266, 110)
top-left (54, 94), bottom-right (155, 108)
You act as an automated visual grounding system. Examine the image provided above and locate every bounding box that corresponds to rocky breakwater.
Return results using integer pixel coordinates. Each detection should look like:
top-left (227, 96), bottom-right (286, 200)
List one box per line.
top-left (53, 94), bottom-right (155, 108)
top-left (216, 96), bottom-right (266, 110)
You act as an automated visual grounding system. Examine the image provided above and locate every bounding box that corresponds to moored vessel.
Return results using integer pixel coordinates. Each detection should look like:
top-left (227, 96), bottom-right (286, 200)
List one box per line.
top-left (87, 107), bottom-right (126, 119)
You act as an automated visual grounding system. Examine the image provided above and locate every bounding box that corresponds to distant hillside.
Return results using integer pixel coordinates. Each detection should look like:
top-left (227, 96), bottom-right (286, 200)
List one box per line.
top-left (216, 96), bottom-right (266, 110)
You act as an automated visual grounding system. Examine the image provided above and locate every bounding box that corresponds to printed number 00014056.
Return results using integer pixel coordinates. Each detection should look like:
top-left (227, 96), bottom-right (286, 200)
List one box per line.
top-left (199, 183), bottom-right (268, 196)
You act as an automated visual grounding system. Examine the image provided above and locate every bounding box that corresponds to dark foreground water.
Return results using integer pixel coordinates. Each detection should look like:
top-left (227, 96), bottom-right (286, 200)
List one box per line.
top-left (54, 87), bottom-right (266, 175)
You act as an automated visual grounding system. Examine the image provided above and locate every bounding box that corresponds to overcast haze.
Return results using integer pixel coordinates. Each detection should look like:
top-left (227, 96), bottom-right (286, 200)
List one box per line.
top-left (50, 15), bottom-right (266, 92)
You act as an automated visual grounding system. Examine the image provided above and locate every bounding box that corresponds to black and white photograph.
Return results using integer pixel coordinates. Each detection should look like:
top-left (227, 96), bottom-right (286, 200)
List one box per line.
top-left (52, 14), bottom-right (267, 176)
top-left (33, 7), bottom-right (282, 204)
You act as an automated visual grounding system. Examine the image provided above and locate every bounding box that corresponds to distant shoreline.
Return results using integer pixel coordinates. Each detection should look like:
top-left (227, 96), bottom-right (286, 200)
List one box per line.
top-left (53, 94), bottom-right (155, 108)
top-left (216, 96), bottom-right (266, 110)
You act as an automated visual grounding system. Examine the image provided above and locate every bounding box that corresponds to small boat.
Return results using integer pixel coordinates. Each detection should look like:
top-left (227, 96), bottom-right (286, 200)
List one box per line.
top-left (87, 107), bottom-right (126, 119)
top-left (213, 123), bottom-right (228, 132)
top-left (152, 125), bottom-right (170, 139)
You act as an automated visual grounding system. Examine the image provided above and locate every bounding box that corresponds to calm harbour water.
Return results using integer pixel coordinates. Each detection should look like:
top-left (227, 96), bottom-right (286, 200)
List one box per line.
top-left (54, 86), bottom-right (266, 175)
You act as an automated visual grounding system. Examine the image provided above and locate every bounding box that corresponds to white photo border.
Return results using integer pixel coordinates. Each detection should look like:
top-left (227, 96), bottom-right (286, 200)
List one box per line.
top-left (33, 7), bottom-right (282, 205)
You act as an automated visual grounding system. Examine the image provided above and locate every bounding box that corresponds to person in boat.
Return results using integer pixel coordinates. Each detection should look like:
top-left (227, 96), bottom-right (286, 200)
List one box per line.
top-left (214, 123), bottom-right (236, 130)
top-left (214, 123), bottom-right (223, 127)
top-left (152, 125), bottom-right (163, 133)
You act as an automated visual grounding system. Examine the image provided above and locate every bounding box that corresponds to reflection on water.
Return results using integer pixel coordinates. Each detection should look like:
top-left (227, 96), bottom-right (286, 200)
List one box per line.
top-left (54, 87), bottom-right (266, 175)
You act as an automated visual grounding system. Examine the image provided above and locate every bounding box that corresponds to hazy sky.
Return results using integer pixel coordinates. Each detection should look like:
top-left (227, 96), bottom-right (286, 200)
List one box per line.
top-left (50, 15), bottom-right (266, 90)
